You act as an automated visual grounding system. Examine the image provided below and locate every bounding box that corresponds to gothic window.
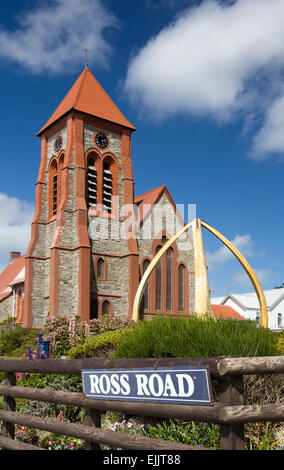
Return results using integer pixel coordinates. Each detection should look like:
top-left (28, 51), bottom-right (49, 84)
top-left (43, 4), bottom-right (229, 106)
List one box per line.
top-left (155, 246), bottom-right (162, 311)
top-left (178, 264), bottom-right (185, 312)
top-left (142, 259), bottom-right (150, 311)
top-left (166, 248), bottom-right (173, 311)
top-left (152, 236), bottom-right (188, 315)
top-left (49, 159), bottom-right (58, 217)
top-left (102, 300), bottom-right (111, 316)
top-left (57, 153), bottom-right (64, 211)
top-left (103, 162), bottom-right (113, 213)
top-left (16, 289), bottom-right (22, 322)
top-left (90, 297), bottom-right (98, 320)
top-left (87, 156), bottom-right (98, 208)
top-left (97, 257), bottom-right (105, 280)
top-left (86, 152), bottom-right (117, 214)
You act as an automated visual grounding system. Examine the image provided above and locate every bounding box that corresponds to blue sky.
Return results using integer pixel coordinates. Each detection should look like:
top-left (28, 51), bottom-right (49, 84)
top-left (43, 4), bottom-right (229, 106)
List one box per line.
top-left (0, 0), bottom-right (284, 297)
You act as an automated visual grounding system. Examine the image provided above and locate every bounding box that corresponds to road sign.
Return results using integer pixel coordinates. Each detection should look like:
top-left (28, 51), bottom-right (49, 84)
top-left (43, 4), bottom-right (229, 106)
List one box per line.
top-left (82, 365), bottom-right (212, 406)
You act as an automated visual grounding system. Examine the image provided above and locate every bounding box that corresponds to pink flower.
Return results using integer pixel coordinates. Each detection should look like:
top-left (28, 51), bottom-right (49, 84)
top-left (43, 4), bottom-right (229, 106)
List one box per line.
top-left (57, 411), bottom-right (64, 421)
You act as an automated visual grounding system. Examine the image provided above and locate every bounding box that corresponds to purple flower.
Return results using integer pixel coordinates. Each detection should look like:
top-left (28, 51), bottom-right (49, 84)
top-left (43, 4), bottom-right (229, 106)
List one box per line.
top-left (27, 347), bottom-right (33, 360)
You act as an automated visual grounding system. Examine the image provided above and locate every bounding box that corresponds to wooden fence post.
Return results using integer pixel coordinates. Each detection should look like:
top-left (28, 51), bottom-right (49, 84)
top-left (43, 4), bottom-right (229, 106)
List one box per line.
top-left (84, 409), bottom-right (101, 450)
top-left (219, 375), bottom-right (245, 450)
top-left (2, 372), bottom-right (16, 441)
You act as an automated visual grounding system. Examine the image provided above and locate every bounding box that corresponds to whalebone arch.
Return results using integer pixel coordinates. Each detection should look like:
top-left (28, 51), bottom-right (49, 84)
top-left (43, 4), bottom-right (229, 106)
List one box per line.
top-left (133, 218), bottom-right (268, 329)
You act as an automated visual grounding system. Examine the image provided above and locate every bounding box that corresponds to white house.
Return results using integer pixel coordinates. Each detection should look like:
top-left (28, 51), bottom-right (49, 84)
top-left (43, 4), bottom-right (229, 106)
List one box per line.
top-left (211, 288), bottom-right (284, 331)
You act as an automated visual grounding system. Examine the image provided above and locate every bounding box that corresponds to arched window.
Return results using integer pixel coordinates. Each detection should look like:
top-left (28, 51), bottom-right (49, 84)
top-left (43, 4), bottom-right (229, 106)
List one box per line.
top-left (57, 153), bottom-right (64, 209)
top-left (142, 259), bottom-right (150, 311)
top-left (90, 297), bottom-right (98, 320)
top-left (49, 159), bottom-right (58, 217)
top-left (155, 246), bottom-right (162, 311)
top-left (87, 155), bottom-right (99, 209)
top-left (178, 264), bottom-right (185, 312)
top-left (16, 289), bottom-right (22, 322)
top-left (102, 300), bottom-right (111, 316)
top-left (97, 257), bottom-right (105, 280)
top-left (166, 248), bottom-right (173, 311)
top-left (103, 162), bottom-right (113, 213)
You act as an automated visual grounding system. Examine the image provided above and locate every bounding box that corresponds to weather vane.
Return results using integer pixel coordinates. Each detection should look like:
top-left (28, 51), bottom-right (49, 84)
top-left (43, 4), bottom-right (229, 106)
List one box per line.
top-left (84, 48), bottom-right (89, 68)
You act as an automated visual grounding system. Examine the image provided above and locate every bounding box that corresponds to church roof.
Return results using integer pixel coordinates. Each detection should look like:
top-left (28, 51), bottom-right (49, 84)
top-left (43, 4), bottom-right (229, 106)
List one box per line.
top-left (211, 304), bottom-right (244, 320)
top-left (135, 185), bottom-right (167, 225)
top-left (0, 256), bottom-right (25, 302)
top-left (37, 67), bottom-right (136, 135)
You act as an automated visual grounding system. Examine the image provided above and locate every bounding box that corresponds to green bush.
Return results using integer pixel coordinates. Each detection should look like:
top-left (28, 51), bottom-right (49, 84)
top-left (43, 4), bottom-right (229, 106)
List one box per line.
top-left (148, 419), bottom-right (219, 449)
top-left (43, 315), bottom-right (89, 357)
top-left (113, 316), bottom-right (281, 359)
top-left (0, 317), bottom-right (15, 333)
top-left (9, 329), bottom-right (41, 358)
top-left (26, 375), bottom-right (83, 422)
top-left (0, 321), bottom-right (40, 357)
top-left (68, 329), bottom-right (126, 359)
top-left (89, 314), bottom-right (134, 336)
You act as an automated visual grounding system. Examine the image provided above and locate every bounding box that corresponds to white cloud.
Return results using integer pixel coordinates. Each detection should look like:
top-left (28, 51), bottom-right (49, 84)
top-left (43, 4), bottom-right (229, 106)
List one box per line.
top-left (0, 0), bottom-right (119, 74)
top-left (232, 267), bottom-right (273, 289)
top-left (251, 95), bottom-right (284, 159)
top-left (125, 0), bottom-right (284, 157)
top-left (0, 193), bottom-right (34, 271)
top-left (206, 234), bottom-right (254, 270)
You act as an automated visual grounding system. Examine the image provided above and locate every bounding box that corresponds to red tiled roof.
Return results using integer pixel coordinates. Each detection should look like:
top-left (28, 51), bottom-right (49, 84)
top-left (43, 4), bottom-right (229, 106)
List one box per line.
top-left (211, 304), bottom-right (244, 320)
top-left (37, 67), bottom-right (136, 135)
top-left (0, 256), bottom-right (25, 302)
top-left (134, 185), bottom-right (193, 248)
top-left (135, 185), bottom-right (166, 225)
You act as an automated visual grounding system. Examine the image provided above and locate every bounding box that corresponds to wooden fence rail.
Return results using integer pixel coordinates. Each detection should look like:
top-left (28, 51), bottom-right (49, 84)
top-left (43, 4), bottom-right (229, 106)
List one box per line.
top-left (0, 356), bottom-right (283, 451)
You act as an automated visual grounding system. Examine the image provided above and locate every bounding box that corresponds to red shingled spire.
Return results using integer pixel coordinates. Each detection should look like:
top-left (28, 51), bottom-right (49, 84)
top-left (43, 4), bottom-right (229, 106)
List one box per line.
top-left (37, 67), bottom-right (136, 136)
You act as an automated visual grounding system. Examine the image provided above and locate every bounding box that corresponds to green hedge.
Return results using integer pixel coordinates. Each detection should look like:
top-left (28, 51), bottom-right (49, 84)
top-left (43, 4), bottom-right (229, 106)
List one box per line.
top-left (68, 329), bottom-right (126, 359)
top-left (0, 318), bottom-right (40, 357)
top-left (113, 316), bottom-right (281, 359)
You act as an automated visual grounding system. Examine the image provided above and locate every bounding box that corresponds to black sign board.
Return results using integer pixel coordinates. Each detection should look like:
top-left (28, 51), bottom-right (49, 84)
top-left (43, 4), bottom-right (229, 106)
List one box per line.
top-left (82, 365), bottom-right (212, 406)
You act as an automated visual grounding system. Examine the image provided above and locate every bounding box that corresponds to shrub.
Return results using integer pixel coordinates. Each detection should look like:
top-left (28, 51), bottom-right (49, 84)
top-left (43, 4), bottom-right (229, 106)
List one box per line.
top-left (0, 317), bottom-right (15, 334)
top-left (0, 321), bottom-right (40, 357)
top-left (68, 329), bottom-right (127, 359)
top-left (26, 376), bottom-right (83, 423)
top-left (113, 316), bottom-right (281, 359)
top-left (148, 419), bottom-right (219, 449)
top-left (43, 316), bottom-right (89, 357)
top-left (89, 314), bottom-right (134, 336)
top-left (9, 329), bottom-right (41, 358)
top-left (277, 331), bottom-right (284, 355)
top-left (39, 433), bottom-right (85, 450)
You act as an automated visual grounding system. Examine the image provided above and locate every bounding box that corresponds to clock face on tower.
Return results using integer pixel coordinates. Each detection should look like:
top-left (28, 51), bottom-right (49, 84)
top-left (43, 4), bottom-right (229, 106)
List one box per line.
top-left (95, 132), bottom-right (109, 149)
top-left (54, 135), bottom-right (62, 152)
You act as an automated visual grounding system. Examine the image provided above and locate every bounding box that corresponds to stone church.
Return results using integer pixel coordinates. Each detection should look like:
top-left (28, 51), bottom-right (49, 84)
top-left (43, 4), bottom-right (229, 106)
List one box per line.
top-left (0, 66), bottom-right (195, 328)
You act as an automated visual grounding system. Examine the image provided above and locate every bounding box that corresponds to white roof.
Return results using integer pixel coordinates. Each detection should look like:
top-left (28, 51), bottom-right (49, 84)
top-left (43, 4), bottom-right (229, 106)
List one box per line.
top-left (211, 287), bottom-right (284, 310)
top-left (210, 296), bottom-right (224, 305)
top-left (9, 267), bottom-right (25, 286)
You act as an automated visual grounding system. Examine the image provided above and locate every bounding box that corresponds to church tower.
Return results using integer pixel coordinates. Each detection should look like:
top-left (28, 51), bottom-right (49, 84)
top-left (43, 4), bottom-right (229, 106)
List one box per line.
top-left (23, 67), bottom-right (138, 328)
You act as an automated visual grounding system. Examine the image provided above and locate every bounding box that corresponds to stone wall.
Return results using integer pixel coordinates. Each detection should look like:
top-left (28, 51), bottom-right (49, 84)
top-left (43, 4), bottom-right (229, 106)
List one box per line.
top-left (0, 295), bottom-right (13, 322)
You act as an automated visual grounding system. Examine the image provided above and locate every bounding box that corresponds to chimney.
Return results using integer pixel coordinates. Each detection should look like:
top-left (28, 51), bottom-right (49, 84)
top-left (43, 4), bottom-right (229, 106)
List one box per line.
top-left (10, 252), bottom-right (21, 263)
